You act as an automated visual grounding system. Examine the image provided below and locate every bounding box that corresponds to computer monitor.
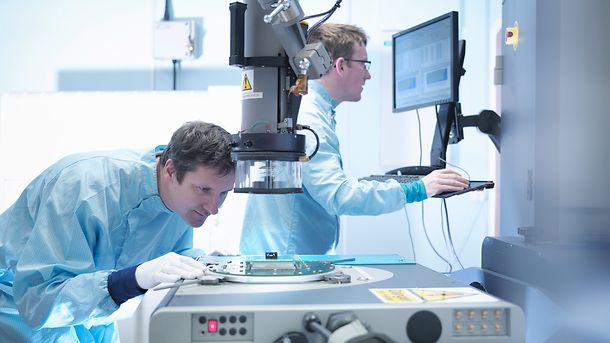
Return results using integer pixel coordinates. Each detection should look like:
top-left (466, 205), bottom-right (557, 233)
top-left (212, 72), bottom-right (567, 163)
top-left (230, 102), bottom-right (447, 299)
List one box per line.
top-left (393, 11), bottom-right (459, 112)
top-left (391, 11), bottom-right (461, 173)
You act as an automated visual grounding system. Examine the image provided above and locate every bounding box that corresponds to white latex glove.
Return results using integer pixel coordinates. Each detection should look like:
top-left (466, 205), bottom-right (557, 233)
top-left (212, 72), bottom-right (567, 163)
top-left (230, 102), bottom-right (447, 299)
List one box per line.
top-left (207, 248), bottom-right (239, 256)
top-left (135, 252), bottom-right (206, 289)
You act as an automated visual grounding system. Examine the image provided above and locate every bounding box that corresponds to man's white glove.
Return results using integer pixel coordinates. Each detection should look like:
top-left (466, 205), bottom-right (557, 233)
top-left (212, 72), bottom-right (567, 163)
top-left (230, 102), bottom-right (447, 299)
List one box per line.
top-left (135, 252), bottom-right (206, 289)
top-left (207, 248), bottom-right (239, 256)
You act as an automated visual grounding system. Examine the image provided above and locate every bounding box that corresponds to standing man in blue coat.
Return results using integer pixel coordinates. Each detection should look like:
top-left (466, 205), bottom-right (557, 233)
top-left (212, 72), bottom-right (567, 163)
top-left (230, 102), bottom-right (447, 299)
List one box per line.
top-left (240, 23), bottom-right (468, 255)
top-left (0, 120), bottom-right (235, 342)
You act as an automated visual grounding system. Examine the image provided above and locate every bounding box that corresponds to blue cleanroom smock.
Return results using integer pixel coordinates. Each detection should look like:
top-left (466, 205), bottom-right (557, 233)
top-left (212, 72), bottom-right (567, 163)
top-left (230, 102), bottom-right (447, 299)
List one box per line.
top-left (0, 148), bottom-right (199, 342)
top-left (240, 81), bottom-right (426, 255)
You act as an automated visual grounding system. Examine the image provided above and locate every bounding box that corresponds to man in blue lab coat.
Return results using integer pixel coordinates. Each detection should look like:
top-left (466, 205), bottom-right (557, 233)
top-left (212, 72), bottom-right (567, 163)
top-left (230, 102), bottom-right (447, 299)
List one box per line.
top-left (0, 120), bottom-right (235, 342)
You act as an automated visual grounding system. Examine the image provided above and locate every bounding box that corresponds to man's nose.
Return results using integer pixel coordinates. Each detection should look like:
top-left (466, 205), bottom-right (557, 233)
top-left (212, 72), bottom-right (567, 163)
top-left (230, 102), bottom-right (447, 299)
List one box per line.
top-left (202, 195), bottom-right (219, 215)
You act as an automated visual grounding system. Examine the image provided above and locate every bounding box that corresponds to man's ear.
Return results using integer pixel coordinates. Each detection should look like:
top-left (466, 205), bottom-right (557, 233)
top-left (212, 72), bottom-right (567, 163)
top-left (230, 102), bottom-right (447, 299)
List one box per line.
top-left (334, 57), bottom-right (345, 73)
top-left (164, 159), bottom-right (176, 179)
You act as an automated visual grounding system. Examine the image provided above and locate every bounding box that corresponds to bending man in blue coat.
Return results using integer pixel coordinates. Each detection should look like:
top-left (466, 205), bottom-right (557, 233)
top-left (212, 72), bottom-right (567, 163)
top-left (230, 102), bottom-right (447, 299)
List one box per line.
top-left (0, 120), bottom-right (236, 342)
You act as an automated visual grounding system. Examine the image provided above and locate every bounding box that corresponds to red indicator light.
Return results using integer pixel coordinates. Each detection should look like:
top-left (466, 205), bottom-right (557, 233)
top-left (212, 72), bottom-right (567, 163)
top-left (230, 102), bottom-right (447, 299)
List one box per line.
top-left (208, 319), bottom-right (218, 333)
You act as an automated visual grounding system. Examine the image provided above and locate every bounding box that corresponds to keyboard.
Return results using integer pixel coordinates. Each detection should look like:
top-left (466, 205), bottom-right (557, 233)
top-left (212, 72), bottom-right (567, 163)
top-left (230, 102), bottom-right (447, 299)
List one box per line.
top-left (361, 174), bottom-right (423, 183)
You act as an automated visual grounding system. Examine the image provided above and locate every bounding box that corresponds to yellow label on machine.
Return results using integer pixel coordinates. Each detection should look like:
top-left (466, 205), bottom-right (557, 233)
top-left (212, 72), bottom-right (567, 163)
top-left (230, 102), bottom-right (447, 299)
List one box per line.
top-left (370, 288), bottom-right (422, 304)
top-left (242, 73), bottom-right (252, 91)
top-left (411, 288), bottom-right (472, 301)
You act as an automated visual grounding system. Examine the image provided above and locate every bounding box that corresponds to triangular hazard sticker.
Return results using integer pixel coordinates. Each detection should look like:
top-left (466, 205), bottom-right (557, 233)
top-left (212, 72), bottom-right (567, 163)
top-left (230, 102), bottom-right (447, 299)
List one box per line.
top-left (242, 74), bottom-right (252, 91)
top-left (411, 288), bottom-right (473, 301)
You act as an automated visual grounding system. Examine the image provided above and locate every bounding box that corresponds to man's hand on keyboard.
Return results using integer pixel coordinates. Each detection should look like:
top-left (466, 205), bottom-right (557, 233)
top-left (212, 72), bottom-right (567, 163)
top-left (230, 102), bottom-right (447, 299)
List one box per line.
top-left (421, 169), bottom-right (469, 197)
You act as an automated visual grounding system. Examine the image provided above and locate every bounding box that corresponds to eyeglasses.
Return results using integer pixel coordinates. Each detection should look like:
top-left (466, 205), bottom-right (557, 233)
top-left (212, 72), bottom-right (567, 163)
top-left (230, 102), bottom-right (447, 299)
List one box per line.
top-left (344, 58), bottom-right (371, 71)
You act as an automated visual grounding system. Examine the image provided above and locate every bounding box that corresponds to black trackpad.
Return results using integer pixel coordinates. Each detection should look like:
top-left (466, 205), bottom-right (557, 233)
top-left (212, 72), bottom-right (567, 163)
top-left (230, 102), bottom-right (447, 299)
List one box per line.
top-left (433, 180), bottom-right (495, 198)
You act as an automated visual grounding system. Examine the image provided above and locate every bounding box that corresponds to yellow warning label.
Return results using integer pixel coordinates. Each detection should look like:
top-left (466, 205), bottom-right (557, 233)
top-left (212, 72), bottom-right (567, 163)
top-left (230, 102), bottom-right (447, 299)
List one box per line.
top-left (410, 288), bottom-right (473, 301)
top-left (242, 74), bottom-right (252, 91)
top-left (370, 288), bottom-right (422, 304)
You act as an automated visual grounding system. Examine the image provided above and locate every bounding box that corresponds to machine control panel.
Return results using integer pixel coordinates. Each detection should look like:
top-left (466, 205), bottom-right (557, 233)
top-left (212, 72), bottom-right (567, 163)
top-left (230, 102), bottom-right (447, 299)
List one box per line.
top-left (192, 312), bottom-right (254, 341)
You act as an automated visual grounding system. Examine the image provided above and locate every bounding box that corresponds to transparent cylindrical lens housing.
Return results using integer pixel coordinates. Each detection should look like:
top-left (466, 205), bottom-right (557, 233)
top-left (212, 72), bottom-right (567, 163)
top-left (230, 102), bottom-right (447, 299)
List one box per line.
top-left (234, 159), bottom-right (302, 193)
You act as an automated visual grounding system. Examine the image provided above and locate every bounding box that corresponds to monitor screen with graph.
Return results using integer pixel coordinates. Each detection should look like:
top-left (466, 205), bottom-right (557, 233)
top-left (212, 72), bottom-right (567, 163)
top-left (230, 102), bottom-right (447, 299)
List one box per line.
top-left (393, 11), bottom-right (459, 113)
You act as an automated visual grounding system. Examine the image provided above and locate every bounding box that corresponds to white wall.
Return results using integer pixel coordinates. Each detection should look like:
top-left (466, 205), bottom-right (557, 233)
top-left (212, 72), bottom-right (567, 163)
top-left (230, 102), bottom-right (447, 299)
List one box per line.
top-left (0, 0), bottom-right (238, 91)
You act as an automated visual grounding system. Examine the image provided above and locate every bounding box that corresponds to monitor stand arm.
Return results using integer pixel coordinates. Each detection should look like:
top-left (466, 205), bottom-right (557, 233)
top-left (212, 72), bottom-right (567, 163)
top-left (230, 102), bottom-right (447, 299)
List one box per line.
top-left (385, 105), bottom-right (502, 177)
top-left (458, 110), bottom-right (501, 153)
